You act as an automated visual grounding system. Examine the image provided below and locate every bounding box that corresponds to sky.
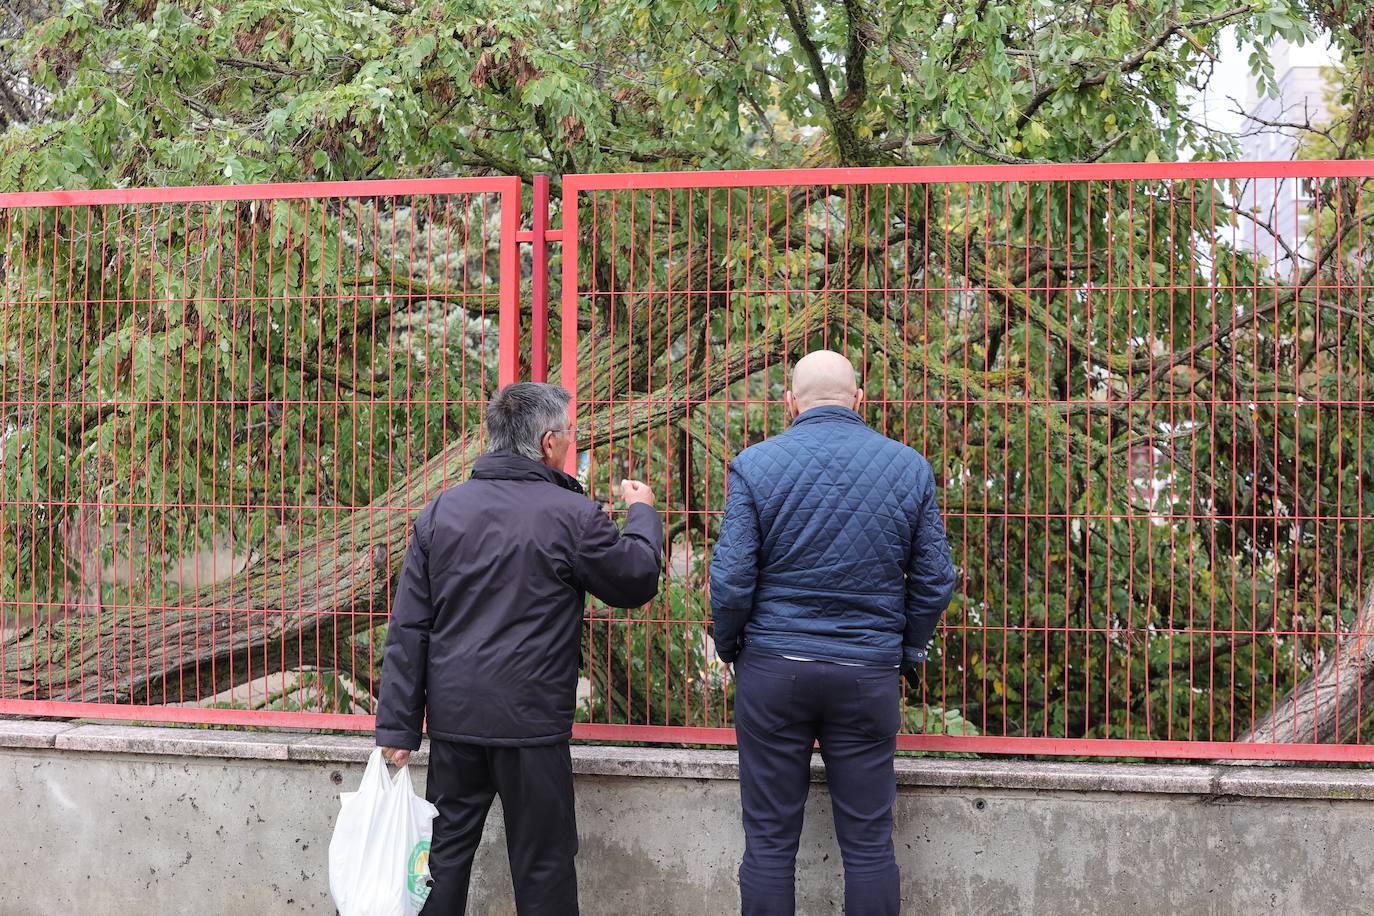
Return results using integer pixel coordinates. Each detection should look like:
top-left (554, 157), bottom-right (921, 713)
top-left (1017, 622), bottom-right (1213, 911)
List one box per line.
top-left (1186, 29), bottom-right (1339, 145)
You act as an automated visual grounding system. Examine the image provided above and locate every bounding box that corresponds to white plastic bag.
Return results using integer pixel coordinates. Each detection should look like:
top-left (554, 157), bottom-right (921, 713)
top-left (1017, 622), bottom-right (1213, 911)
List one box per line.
top-left (329, 748), bottom-right (439, 916)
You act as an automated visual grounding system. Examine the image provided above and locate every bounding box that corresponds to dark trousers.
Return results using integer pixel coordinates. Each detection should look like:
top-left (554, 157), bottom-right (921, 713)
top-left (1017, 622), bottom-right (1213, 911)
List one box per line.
top-left (734, 650), bottom-right (902, 916)
top-left (419, 739), bottom-right (579, 916)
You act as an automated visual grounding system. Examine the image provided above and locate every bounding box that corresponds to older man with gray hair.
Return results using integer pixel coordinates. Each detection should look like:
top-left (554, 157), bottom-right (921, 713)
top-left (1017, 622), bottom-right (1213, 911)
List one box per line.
top-left (711, 350), bottom-right (957, 916)
top-left (377, 382), bottom-right (663, 915)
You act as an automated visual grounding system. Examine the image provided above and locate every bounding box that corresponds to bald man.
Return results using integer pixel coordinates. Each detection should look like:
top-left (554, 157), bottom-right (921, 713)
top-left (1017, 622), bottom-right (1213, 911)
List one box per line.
top-left (710, 350), bottom-right (956, 916)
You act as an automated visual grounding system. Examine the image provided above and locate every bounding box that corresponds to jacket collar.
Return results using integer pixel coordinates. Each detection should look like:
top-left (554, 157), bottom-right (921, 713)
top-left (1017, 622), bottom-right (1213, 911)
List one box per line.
top-left (790, 405), bottom-right (867, 429)
top-left (471, 450), bottom-right (585, 494)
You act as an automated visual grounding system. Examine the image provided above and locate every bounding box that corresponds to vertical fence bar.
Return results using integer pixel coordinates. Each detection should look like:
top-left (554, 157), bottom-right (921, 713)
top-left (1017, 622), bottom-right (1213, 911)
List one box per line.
top-left (531, 174), bottom-right (551, 384)
top-left (560, 181), bottom-right (581, 475)
top-left (499, 181), bottom-right (522, 390)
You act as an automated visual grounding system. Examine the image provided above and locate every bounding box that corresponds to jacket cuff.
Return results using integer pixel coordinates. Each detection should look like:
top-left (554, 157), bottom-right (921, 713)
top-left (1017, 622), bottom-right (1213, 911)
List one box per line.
top-left (716, 641), bottom-right (740, 664)
top-left (624, 502), bottom-right (666, 555)
top-left (375, 729), bottom-right (422, 752)
top-left (902, 647), bottom-right (928, 669)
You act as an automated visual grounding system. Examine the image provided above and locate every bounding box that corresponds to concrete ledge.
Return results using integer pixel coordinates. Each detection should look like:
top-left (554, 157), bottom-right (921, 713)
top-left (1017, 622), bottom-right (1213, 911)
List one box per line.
top-left (896, 758), bottom-right (1223, 796)
top-left (12, 720), bottom-right (1374, 801)
top-left (1216, 766), bottom-right (1374, 800)
top-left (0, 719), bottom-right (75, 749)
top-left (288, 734), bottom-right (430, 767)
top-left (572, 744), bottom-right (741, 780)
top-left (54, 724), bottom-right (297, 760)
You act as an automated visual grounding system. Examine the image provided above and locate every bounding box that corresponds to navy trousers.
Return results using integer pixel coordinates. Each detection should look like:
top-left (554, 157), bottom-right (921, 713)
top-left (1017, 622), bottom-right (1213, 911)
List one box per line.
top-left (734, 650), bottom-right (902, 916)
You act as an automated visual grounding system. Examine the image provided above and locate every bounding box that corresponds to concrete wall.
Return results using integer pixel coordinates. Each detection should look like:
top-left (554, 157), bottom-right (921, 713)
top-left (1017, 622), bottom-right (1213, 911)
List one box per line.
top-left (2, 719), bottom-right (1374, 915)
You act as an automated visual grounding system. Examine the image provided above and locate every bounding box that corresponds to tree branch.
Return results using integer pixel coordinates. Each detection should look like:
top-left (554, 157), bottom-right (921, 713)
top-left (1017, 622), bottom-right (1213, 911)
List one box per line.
top-left (840, 0), bottom-right (870, 107)
top-left (1234, 99), bottom-right (1336, 143)
top-left (1015, 5), bottom-right (1254, 132)
top-left (946, 0), bottom-right (994, 73)
top-left (877, 133), bottom-right (943, 151)
top-left (1084, 130), bottom-right (1129, 162)
top-left (214, 57), bottom-right (309, 78)
top-left (1129, 206), bottom-right (1374, 399)
top-left (947, 127), bottom-right (1049, 165)
top-left (780, 0), bottom-right (838, 118)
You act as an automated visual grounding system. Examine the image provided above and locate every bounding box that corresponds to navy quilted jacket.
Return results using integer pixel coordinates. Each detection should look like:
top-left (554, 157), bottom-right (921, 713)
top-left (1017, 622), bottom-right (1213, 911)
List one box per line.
top-left (709, 406), bottom-right (956, 668)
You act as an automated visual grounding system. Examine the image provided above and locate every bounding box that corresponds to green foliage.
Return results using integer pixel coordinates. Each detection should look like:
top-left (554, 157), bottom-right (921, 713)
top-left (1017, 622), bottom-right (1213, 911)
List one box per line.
top-left (0, 0), bottom-right (1320, 191)
top-left (0, 196), bottom-right (498, 610)
top-left (580, 579), bottom-right (730, 729)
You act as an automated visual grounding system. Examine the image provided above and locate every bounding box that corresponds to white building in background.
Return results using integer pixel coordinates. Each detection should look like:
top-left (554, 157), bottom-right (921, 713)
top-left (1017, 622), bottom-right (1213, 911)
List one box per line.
top-left (1235, 39), bottom-right (1339, 270)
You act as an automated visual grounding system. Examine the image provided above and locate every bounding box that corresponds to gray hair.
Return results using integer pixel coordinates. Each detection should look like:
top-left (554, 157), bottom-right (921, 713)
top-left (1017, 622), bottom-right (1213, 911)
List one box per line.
top-left (485, 383), bottom-right (572, 461)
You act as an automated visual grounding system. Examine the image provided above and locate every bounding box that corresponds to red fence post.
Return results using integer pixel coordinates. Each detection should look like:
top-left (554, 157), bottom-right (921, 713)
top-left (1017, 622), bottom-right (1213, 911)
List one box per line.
top-left (498, 180), bottom-right (521, 389)
top-left (531, 174), bottom-right (551, 383)
top-left (559, 178), bottom-right (580, 475)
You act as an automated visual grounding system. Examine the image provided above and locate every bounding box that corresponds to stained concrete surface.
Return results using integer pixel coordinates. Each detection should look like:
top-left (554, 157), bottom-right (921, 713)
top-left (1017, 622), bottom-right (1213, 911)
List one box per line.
top-left (1, 722), bottom-right (1371, 915)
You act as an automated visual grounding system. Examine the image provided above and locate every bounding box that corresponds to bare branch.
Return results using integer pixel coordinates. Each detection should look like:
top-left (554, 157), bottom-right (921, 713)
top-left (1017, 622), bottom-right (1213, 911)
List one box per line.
top-left (1232, 96), bottom-right (1337, 142)
top-left (877, 133), bottom-right (943, 151)
top-left (215, 57), bottom-right (309, 78)
top-left (947, 127), bottom-right (1049, 165)
top-left (175, 90), bottom-right (216, 123)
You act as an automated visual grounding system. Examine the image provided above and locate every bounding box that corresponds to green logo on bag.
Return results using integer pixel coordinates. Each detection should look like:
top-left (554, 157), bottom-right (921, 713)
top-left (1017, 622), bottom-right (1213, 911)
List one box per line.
top-left (408, 840), bottom-right (432, 900)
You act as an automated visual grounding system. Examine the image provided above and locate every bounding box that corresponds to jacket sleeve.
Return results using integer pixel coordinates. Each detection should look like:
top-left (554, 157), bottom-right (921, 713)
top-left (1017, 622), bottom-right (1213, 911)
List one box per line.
top-left (709, 466), bottom-right (761, 664)
top-left (573, 502), bottom-right (664, 608)
top-left (375, 503), bottom-right (436, 751)
top-left (903, 467), bottom-right (957, 667)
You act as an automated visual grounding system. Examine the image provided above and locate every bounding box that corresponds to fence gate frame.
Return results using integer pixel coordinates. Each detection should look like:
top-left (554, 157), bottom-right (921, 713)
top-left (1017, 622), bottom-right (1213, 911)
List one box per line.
top-left (0, 175), bottom-right (522, 732)
top-left (555, 160), bottom-right (1374, 761)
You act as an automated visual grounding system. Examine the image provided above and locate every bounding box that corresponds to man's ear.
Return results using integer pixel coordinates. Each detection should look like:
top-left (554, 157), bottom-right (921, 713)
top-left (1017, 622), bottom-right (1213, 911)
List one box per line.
top-left (784, 390), bottom-right (798, 419)
top-left (854, 388), bottom-right (866, 411)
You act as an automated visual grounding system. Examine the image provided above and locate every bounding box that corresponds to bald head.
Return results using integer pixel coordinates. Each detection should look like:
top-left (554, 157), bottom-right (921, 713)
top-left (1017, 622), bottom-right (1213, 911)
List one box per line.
top-left (788, 350), bottom-right (863, 415)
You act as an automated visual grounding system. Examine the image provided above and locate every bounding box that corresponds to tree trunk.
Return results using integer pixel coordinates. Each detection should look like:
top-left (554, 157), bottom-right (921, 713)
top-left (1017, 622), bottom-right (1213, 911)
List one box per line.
top-left (3, 434), bottom-right (481, 705)
top-left (1236, 579), bottom-right (1374, 751)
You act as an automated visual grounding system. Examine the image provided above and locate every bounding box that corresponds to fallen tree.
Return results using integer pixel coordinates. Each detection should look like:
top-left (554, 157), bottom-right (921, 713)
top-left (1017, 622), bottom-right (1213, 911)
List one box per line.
top-left (0, 288), bottom-right (851, 705)
top-left (1236, 581), bottom-right (1374, 748)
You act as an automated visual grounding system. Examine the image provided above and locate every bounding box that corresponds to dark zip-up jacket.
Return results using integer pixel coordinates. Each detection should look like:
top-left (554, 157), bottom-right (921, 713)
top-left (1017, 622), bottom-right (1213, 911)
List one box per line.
top-left (376, 451), bottom-right (664, 749)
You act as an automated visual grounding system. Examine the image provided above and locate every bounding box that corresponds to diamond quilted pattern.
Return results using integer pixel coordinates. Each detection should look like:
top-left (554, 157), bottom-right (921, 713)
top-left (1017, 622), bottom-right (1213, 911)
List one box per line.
top-left (743, 410), bottom-right (920, 590)
top-left (709, 406), bottom-right (957, 667)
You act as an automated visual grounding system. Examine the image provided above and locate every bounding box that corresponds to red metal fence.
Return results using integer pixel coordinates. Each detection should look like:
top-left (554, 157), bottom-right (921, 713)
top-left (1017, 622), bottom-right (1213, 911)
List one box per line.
top-left (4, 163), bottom-right (1374, 760)
top-left (561, 163), bottom-right (1374, 761)
top-left (0, 177), bottom-right (520, 730)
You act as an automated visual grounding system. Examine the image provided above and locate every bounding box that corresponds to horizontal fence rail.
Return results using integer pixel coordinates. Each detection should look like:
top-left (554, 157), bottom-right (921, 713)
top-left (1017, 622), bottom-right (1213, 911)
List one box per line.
top-left (3, 163), bottom-right (1373, 761)
top-left (561, 164), bottom-right (1374, 760)
top-left (0, 177), bottom-right (521, 729)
